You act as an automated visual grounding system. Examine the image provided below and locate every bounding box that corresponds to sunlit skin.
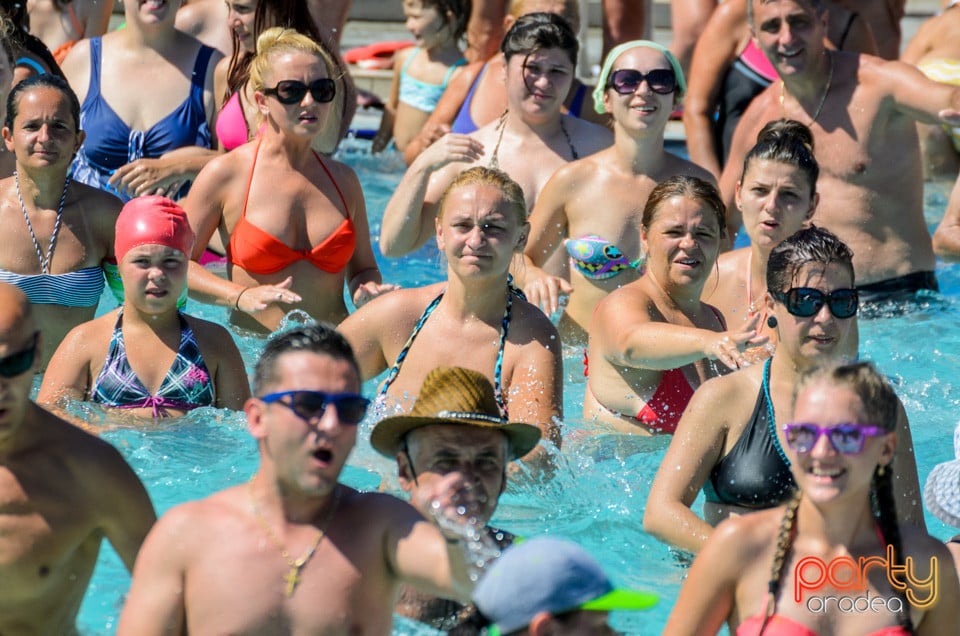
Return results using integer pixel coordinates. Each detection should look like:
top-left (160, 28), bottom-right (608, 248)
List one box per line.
top-left (720, 0), bottom-right (960, 285)
top-left (662, 373), bottom-right (960, 635)
top-left (225, 0), bottom-right (257, 52)
top-left (37, 240), bottom-right (250, 420)
top-left (398, 424), bottom-right (508, 524)
top-left (342, 180), bottom-right (563, 466)
top-left (520, 45), bottom-right (713, 346)
top-left (116, 345), bottom-right (477, 635)
top-left (788, 380), bottom-right (894, 508)
top-left (187, 47), bottom-right (392, 332)
top-left (0, 86), bottom-right (117, 371)
top-left (704, 158), bottom-right (816, 343)
top-left (372, 0), bottom-right (466, 152)
top-left (584, 193), bottom-right (767, 434)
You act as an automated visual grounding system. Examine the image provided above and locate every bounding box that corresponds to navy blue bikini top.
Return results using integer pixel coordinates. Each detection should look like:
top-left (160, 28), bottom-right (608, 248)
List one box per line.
top-left (75, 38), bottom-right (213, 176)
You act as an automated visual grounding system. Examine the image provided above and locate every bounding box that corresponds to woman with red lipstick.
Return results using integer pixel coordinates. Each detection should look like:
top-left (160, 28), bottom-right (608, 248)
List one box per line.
top-left (60, 0), bottom-right (221, 201)
top-left (644, 226), bottom-right (923, 555)
top-left (518, 40), bottom-right (714, 347)
top-left (39, 196), bottom-right (249, 420)
top-left (702, 119), bottom-right (818, 362)
top-left (185, 28), bottom-right (393, 333)
top-left (664, 361), bottom-right (959, 635)
top-left (583, 175), bottom-right (762, 435)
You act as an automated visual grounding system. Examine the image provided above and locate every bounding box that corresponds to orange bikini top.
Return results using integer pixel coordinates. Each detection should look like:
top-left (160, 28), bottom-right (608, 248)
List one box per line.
top-left (228, 137), bottom-right (357, 276)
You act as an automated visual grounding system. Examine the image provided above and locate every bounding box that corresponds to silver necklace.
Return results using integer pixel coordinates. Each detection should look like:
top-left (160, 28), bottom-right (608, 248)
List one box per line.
top-left (14, 171), bottom-right (71, 275)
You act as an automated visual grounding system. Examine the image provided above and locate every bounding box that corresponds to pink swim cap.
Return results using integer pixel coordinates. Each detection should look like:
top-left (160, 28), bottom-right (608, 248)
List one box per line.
top-left (115, 196), bottom-right (196, 263)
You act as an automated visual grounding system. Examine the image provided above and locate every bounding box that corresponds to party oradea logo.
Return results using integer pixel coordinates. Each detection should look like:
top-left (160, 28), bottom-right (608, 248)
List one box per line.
top-left (794, 545), bottom-right (938, 614)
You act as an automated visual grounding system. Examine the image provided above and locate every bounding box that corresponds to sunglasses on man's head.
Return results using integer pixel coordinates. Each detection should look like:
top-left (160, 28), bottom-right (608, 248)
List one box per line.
top-left (263, 78), bottom-right (336, 105)
top-left (606, 68), bottom-right (676, 95)
top-left (0, 333), bottom-right (38, 379)
top-left (260, 390), bottom-right (369, 425)
top-left (783, 422), bottom-right (887, 455)
top-left (772, 287), bottom-right (859, 319)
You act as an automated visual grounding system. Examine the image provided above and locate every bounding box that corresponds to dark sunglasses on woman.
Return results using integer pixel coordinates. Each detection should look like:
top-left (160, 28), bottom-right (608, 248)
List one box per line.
top-left (606, 68), bottom-right (676, 95)
top-left (772, 287), bottom-right (859, 319)
top-left (263, 78), bottom-right (337, 105)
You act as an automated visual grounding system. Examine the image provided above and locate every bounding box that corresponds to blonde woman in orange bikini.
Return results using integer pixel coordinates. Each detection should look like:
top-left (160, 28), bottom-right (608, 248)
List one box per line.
top-left (185, 27), bottom-right (394, 333)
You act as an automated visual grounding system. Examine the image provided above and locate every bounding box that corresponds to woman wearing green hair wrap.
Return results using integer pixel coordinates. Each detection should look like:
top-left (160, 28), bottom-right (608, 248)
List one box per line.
top-left (518, 40), bottom-right (712, 346)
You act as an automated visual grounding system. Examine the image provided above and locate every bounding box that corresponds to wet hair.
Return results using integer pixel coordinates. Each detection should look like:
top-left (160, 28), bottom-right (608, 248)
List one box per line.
top-left (438, 166), bottom-right (527, 223)
top-left (0, 1), bottom-right (63, 78)
top-left (249, 27), bottom-right (339, 94)
top-left (500, 12), bottom-right (579, 67)
top-left (252, 323), bottom-right (360, 395)
top-left (641, 175), bottom-right (726, 235)
top-left (747, 0), bottom-right (825, 28)
top-left (765, 225), bottom-right (854, 293)
top-left (764, 362), bottom-right (913, 634)
top-left (5, 74), bottom-right (80, 132)
top-left (507, 0), bottom-right (581, 33)
top-left (416, 0), bottom-right (472, 44)
top-left (740, 119), bottom-right (819, 197)
top-left (226, 0), bottom-right (341, 100)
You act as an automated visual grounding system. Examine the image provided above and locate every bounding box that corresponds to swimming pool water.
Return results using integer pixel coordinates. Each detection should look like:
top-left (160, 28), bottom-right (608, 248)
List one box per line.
top-left (74, 144), bottom-right (960, 635)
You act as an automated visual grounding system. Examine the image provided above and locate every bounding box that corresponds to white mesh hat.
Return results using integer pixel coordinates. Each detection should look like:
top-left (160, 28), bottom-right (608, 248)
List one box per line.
top-left (924, 421), bottom-right (960, 528)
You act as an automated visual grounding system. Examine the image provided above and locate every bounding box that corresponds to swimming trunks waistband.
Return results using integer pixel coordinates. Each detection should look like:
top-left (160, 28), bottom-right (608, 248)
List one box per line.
top-left (856, 271), bottom-right (938, 304)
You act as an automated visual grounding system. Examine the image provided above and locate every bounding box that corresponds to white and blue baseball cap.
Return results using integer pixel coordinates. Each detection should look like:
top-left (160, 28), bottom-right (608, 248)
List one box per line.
top-left (473, 537), bottom-right (657, 634)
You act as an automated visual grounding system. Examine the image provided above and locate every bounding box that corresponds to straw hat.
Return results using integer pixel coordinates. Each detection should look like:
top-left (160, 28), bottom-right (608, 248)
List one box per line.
top-left (370, 367), bottom-right (541, 460)
top-left (924, 420), bottom-right (960, 528)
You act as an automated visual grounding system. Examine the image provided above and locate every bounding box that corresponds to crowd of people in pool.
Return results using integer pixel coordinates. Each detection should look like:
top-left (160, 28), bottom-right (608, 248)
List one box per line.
top-left (3, 0), bottom-right (960, 633)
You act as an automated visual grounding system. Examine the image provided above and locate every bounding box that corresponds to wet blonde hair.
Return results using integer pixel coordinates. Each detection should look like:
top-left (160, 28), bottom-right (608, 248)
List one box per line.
top-left (249, 27), bottom-right (339, 94)
top-left (438, 166), bottom-right (527, 223)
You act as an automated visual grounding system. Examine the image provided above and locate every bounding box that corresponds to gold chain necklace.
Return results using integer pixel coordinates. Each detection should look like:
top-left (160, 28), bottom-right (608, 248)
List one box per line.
top-left (248, 477), bottom-right (341, 597)
top-left (779, 51), bottom-right (834, 126)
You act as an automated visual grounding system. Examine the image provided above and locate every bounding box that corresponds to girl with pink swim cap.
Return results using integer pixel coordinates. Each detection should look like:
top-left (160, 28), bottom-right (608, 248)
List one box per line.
top-left (39, 196), bottom-right (250, 423)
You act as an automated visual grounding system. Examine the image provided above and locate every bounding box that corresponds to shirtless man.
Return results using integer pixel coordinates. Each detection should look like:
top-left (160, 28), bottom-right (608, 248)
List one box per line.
top-left (0, 282), bottom-right (156, 634)
top-left (370, 365), bottom-right (541, 634)
top-left (721, 0), bottom-right (960, 301)
top-left (117, 324), bottom-right (474, 635)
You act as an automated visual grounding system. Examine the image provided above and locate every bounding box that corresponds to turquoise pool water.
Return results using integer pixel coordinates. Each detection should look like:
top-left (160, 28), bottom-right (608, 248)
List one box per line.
top-left (74, 143), bottom-right (960, 635)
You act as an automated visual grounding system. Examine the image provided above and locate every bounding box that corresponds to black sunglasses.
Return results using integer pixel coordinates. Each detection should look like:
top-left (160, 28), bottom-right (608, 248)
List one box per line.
top-left (263, 78), bottom-right (336, 105)
top-left (772, 287), bottom-right (859, 319)
top-left (606, 68), bottom-right (676, 95)
top-left (0, 332), bottom-right (39, 378)
top-left (260, 390), bottom-right (369, 425)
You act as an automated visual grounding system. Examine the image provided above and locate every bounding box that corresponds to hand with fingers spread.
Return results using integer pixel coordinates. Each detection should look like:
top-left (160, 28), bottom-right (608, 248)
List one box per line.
top-left (352, 281), bottom-right (400, 308)
top-left (419, 133), bottom-right (485, 171)
top-left (523, 269), bottom-right (573, 317)
top-left (705, 313), bottom-right (768, 370)
top-left (234, 276), bottom-right (303, 314)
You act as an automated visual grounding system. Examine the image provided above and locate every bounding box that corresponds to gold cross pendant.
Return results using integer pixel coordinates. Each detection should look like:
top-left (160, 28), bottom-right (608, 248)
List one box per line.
top-left (284, 564), bottom-right (303, 596)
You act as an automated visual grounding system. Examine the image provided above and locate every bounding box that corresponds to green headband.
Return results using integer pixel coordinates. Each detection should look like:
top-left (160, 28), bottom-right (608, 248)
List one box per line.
top-left (592, 40), bottom-right (686, 114)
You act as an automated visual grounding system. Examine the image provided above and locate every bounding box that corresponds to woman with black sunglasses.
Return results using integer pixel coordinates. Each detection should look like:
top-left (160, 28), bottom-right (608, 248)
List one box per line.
top-left (518, 39), bottom-right (714, 346)
top-left (665, 361), bottom-right (959, 635)
top-left (644, 226), bottom-right (924, 555)
top-left (184, 27), bottom-right (394, 333)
